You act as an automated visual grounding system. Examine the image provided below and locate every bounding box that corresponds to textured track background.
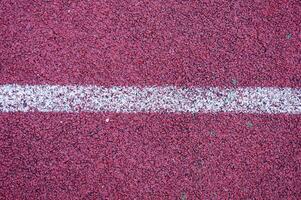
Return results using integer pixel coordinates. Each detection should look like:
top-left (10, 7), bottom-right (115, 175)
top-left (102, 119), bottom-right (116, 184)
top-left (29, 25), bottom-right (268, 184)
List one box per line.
top-left (0, 0), bottom-right (301, 199)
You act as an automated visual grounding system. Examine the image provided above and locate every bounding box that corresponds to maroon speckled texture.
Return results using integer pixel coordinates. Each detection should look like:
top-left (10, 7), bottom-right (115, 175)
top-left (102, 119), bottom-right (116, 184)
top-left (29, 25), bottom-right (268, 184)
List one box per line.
top-left (0, 0), bottom-right (301, 87)
top-left (1, 0), bottom-right (301, 199)
top-left (0, 113), bottom-right (300, 199)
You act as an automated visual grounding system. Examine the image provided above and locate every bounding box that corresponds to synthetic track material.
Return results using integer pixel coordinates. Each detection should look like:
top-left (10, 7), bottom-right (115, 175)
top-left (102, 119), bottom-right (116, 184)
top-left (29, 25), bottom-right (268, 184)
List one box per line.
top-left (0, 113), bottom-right (300, 199)
top-left (1, 0), bottom-right (301, 87)
top-left (1, 0), bottom-right (301, 199)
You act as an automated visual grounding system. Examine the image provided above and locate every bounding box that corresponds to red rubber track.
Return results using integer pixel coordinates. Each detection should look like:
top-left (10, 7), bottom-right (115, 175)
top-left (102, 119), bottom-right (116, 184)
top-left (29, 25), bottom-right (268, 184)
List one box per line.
top-left (1, 0), bottom-right (301, 199)
top-left (0, 0), bottom-right (300, 87)
top-left (0, 113), bottom-right (300, 199)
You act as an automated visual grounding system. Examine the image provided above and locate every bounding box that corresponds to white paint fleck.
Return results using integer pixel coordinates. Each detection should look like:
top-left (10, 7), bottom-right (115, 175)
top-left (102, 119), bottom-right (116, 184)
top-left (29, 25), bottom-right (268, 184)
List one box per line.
top-left (0, 84), bottom-right (300, 114)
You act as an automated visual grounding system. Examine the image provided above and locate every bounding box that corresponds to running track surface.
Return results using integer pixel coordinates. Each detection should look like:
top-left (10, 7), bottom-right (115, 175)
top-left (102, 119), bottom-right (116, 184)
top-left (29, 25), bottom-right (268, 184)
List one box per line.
top-left (1, 0), bottom-right (301, 199)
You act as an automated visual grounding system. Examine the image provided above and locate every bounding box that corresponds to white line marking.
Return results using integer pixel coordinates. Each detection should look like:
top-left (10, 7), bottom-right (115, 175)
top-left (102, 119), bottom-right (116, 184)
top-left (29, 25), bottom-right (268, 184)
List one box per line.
top-left (0, 84), bottom-right (300, 114)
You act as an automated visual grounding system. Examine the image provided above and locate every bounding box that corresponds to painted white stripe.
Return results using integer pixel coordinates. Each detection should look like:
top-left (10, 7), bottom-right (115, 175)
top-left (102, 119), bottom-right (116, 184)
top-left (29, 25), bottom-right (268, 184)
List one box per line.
top-left (0, 84), bottom-right (300, 114)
